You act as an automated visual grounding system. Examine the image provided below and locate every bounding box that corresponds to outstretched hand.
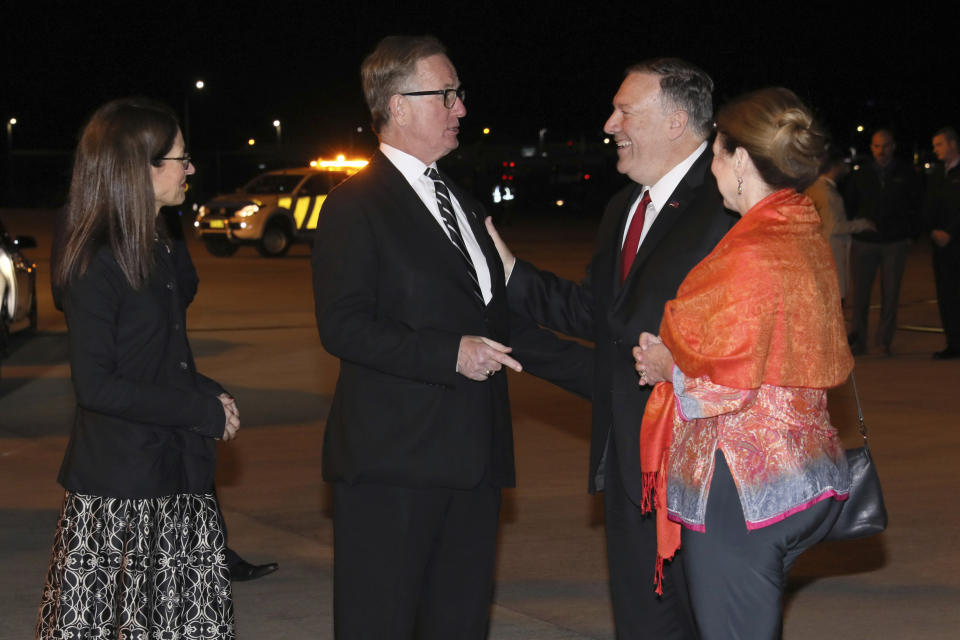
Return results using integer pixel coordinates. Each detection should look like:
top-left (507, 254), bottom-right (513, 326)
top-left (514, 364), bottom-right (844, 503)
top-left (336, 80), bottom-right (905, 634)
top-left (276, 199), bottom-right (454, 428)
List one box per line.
top-left (458, 335), bottom-right (523, 381)
top-left (484, 217), bottom-right (516, 280)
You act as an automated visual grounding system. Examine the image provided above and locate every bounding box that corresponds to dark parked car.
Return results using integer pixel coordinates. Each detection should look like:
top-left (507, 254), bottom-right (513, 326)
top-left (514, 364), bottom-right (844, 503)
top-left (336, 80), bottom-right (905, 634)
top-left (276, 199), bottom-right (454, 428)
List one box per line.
top-left (0, 217), bottom-right (37, 377)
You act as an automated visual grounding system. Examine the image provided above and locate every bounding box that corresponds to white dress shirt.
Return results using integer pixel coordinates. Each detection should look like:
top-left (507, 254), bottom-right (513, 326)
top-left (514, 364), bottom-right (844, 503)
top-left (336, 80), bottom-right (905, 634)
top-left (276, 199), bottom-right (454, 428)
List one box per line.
top-left (620, 141), bottom-right (709, 251)
top-left (380, 143), bottom-right (493, 304)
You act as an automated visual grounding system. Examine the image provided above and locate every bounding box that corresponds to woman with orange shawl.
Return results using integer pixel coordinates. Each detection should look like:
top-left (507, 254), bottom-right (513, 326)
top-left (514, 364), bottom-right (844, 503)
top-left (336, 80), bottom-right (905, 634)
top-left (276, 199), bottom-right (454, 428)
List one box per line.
top-left (633, 88), bottom-right (853, 638)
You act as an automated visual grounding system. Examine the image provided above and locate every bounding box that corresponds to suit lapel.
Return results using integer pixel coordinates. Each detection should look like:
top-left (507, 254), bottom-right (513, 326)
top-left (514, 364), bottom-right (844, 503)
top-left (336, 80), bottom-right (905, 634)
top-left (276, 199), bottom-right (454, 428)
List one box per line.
top-left (618, 149), bottom-right (712, 296)
top-left (444, 174), bottom-right (488, 263)
top-left (373, 154), bottom-right (487, 308)
top-left (374, 154), bottom-right (466, 259)
top-left (372, 153), bottom-right (445, 242)
top-left (445, 172), bottom-right (503, 306)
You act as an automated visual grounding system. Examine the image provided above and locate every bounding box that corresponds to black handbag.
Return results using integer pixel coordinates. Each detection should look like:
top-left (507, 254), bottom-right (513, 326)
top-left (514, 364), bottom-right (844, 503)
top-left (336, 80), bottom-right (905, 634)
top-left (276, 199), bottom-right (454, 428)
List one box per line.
top-left (824, 372), bottom-right (888, 541)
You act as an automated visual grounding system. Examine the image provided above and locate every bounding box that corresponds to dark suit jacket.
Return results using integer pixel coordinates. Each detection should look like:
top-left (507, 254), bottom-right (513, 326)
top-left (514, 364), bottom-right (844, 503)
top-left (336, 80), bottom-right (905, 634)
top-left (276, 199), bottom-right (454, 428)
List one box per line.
top-left (508, 148), bottom-right (734, 505)
top-left (845, 158), bottom-right (921, 243)
top-left (924, 163), bottom-right (960, 243)
top-left (313, 152), bottom-right (524, 489)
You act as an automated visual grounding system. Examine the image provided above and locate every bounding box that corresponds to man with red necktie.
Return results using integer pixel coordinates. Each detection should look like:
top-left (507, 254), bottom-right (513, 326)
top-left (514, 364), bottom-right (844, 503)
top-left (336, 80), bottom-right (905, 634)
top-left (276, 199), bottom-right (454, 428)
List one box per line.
top-left (488, 58), bottom-right (734, 638)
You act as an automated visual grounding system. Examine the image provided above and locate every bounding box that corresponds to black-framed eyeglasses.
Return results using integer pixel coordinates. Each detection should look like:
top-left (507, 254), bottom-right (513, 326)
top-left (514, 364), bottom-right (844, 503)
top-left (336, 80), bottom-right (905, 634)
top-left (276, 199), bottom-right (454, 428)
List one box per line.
top-left (159, 154), bottom-right (192, 169)
top-left (399, 87), bottom-right (465, 109)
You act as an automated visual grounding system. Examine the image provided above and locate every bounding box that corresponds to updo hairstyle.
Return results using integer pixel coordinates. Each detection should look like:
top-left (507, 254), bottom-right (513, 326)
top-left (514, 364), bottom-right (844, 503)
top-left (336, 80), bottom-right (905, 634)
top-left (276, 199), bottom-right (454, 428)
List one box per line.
top-left (715, 87), bottom-right (827, 192)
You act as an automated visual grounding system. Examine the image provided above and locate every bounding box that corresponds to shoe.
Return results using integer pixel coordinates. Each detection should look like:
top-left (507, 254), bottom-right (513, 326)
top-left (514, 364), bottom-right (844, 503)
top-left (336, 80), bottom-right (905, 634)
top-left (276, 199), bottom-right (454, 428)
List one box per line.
top-left (932, 347), bottom-right (960, 360)
top-left (229, 559), bottom-right (279, 582)
top-left (883, 344), bottom-right (893, 357)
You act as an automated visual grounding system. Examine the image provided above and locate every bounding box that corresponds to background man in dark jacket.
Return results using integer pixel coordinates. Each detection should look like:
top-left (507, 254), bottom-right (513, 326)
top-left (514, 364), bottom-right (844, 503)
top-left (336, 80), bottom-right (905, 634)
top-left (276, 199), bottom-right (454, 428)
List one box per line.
top-left (925, 126), bottom-right (960, 359)
top-left (845, 128), bottom-right (921, 355)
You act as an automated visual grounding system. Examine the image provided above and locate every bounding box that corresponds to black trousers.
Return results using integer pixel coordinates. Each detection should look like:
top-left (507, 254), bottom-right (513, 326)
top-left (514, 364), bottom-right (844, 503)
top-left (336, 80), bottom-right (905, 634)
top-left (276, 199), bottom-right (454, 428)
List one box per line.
top-left (933, 243), bottom-right (960, 349)
top-left (849, 239), bottom-right (908, 350)
top-left (332, 480), bottom-right (501, 640)
top-left (604, 436), bottom-right (698, 640)
top-left (682, 451), bottom-right (842, 640)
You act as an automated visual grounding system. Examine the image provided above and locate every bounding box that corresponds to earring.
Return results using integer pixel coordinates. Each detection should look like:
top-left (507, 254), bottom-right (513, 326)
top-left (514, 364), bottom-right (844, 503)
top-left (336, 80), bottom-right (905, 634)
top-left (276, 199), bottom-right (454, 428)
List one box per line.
top-left (737, 176), bottom-right (743, 195)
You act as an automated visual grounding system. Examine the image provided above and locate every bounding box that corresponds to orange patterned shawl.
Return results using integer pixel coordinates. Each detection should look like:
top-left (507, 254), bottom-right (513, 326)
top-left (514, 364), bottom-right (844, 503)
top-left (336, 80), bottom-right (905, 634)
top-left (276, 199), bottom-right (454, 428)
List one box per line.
top-left (640, 189), bottom-right (853, 593)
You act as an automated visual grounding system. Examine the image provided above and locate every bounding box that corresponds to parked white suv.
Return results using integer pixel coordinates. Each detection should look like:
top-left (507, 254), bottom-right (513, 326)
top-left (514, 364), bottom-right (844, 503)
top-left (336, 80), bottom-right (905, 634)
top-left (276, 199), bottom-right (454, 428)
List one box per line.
top-left (194, 157), bottom-right (367, 257)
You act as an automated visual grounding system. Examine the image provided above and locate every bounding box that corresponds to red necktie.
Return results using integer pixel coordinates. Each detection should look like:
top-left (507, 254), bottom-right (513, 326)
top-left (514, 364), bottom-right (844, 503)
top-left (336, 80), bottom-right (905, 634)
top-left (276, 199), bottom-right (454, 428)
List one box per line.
top-left (620, 191), bottom-right (651, 283)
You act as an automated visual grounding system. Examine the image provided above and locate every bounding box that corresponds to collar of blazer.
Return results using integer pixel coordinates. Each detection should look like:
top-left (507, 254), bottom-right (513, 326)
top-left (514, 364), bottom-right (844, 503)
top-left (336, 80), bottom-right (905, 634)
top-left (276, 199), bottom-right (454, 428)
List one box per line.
top-left (615, 146), bottom-right (714, 291)
top-left (436, 166), bottom-right (503, 296)
top-left (370, 151), bottom-right (494, 304)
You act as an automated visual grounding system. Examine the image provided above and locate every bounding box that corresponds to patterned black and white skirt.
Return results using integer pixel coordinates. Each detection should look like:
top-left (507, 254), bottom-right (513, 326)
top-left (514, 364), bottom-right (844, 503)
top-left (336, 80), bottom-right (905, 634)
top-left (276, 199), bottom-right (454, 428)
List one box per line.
top-left (37, 491), bottom-right (235, 639)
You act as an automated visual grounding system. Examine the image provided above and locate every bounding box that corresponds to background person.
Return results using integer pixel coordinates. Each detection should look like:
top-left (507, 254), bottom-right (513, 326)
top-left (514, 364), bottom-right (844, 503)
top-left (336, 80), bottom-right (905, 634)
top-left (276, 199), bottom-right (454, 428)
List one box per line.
top-left (804, 150), bottom-right (874, 302)
top-left (925, 126), bottom-right (960, 359)
top-left (37, 98), bottom-right (238, 639)
top-left (844, 128), bottom-right (921, 355)
top-left (634, 88), bottom-right (853, 639)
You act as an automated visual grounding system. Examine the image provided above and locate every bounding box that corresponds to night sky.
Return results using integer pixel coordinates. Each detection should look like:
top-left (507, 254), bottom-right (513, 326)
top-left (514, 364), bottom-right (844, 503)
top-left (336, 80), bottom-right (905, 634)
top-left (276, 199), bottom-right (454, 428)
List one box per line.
top-left (2, 2), bottom-right (954, 159)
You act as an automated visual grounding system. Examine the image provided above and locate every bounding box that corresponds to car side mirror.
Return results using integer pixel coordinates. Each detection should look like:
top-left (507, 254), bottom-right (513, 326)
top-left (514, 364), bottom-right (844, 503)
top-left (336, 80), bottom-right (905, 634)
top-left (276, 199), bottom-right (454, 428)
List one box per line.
top-left (14, 235), bottom-right (37, 250)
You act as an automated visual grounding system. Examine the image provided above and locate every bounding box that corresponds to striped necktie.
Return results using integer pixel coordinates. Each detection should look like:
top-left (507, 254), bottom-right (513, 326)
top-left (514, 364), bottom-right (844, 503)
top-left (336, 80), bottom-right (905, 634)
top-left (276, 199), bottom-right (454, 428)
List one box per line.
top-left (425, 167), bottom-right (484, 303)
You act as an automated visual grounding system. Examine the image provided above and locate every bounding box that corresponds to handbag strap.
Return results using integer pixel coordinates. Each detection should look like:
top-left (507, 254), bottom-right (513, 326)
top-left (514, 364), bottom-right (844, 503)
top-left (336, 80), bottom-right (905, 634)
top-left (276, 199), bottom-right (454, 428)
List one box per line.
top-left (850, 371), bottom-right (869, 447)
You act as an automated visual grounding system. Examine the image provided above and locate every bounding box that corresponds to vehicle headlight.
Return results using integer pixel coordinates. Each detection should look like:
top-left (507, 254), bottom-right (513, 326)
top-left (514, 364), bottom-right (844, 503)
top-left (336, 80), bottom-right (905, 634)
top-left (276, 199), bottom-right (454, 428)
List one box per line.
top-left (236, 204), bottom-right (260, 218)
top-left (0, 250), bottom-right (15, 319)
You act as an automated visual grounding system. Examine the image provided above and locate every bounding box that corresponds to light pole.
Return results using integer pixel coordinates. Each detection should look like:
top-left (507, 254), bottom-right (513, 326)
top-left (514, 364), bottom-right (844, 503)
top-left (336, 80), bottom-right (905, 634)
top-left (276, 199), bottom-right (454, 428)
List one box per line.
top-left (184, 79), bottom-right (205, 148)
top-left (273, 119), bottom-right (282, 146)
top-left (6, 118), bottom-right (15, 154)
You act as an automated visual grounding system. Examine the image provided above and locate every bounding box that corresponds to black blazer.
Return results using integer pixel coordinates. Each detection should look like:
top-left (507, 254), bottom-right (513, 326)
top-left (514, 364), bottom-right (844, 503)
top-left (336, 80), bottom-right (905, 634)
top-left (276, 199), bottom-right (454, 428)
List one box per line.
top-left (924, 163), bottom-right (960, 241)
top-left (508, 148), bottom-right (734, 504)
top-left (58, 242), bottom-right (227, 498)
top-left (845, 158), bottom-right (921, 243)
top-left (313, 152), bottom-right (522, 489)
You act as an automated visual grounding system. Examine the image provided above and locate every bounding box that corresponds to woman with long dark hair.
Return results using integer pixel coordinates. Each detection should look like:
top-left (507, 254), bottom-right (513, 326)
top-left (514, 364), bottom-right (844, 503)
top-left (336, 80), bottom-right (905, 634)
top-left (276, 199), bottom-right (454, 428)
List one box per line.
top-left (37, 98), bottom-right (238, 639)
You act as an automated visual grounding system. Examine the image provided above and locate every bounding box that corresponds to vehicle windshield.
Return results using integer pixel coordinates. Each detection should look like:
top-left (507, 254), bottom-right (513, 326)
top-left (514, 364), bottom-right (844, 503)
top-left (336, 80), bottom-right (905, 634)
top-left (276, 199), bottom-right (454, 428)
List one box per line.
top-left (243, 174), bottom-right (304, 195)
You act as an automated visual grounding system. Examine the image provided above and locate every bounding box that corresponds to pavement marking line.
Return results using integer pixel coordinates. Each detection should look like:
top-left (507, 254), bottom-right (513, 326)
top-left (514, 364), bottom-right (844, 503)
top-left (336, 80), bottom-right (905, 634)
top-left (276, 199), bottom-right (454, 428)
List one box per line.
top-left (898, 324), bottom-right (944, 333)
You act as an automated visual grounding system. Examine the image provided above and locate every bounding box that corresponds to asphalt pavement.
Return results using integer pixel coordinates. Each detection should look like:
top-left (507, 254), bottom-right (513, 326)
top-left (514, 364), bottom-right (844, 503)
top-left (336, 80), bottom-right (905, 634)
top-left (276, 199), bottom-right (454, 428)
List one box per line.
top-left (1, 208), bottom-right (958, 639)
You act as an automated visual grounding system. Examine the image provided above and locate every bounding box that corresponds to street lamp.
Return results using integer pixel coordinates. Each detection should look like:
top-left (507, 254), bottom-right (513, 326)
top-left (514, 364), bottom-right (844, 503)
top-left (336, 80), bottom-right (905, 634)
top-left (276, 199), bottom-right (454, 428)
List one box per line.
top-left (184, 79), bottom-right (205, 148)
top-left (273, 119), bottom-right (282, 145)
top-left (6, 118), bottom-right (16, 153)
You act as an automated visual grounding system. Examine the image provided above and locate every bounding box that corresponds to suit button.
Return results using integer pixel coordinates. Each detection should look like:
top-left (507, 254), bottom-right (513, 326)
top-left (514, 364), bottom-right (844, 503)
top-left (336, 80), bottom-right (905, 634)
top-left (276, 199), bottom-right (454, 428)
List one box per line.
top-left (179, 361), bottom-right (188, 370)
top-left (614, 338), bottom-right (623, 346)
top-left (166, 282), bottom-right (174, 290)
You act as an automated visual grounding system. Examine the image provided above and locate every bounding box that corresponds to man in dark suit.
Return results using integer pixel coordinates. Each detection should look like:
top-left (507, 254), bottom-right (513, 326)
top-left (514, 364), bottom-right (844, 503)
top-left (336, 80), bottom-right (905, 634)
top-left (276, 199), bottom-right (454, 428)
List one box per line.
top-left (312, 35), bottom-right (591, 639)
top-left (487, 59), bottom-right (733, 638)
top-left (926, 126), bottom-right (960, 359)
